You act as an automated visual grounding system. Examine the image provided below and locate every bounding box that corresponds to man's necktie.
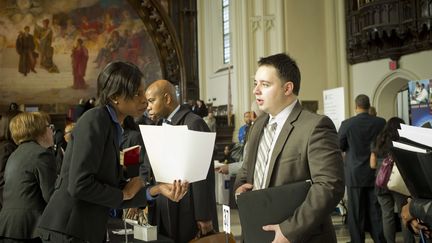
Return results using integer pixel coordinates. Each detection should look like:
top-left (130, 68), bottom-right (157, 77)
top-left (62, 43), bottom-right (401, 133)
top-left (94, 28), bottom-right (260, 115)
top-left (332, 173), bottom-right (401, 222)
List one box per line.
top-left (253, 121), bottom-right (277, 190)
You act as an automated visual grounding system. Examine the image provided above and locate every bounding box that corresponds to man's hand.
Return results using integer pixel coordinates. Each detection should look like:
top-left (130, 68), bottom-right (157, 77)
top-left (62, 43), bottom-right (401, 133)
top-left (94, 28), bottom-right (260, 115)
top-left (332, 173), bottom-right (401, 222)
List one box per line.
top-left (262, 224), bottom-right (290, 243)
top-left (409, 219), bottom-right (430, 236)
top-left (215, 164), bottom-right (229, 174)
top-left (123, 177), bottom-right (145, 200)
top-left (125, 208), bottom-right (139, 219)
top-left (401, 198), bottom-right (430, 236)
top-left (235, 183), bottom-right (253, 194)
top-left (401, 198), bottom-right (414, 226)
top-left (197, 220), bottom-right (213, 236)
top-left (150, 180), bottom-right (189, 202)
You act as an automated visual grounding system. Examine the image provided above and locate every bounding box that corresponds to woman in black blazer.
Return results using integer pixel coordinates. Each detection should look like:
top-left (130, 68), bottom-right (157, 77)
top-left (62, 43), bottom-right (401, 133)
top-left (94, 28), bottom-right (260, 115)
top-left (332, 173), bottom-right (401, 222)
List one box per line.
top-left (37, 61), bottom-right (188, 243)
top-left (0, 111), bottom-right (57, 242)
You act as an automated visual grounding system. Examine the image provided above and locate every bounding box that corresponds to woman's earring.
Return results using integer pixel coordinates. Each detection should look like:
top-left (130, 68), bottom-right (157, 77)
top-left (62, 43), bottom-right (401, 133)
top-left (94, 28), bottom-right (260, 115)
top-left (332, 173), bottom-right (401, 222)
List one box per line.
top-left (113, 100), bottom-right (119, 105)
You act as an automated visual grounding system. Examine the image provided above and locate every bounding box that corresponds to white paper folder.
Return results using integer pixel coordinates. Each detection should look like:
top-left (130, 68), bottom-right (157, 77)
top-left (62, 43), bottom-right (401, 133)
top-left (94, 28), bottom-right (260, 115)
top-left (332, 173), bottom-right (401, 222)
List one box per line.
top-left (139, 124), bottom-right (216, 183)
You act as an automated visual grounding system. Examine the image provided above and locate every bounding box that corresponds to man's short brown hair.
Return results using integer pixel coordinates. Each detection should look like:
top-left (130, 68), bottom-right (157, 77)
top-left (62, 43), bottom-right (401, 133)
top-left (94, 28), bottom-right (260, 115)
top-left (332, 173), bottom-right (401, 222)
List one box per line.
top-left (355, 94), bottom-right (370, 110)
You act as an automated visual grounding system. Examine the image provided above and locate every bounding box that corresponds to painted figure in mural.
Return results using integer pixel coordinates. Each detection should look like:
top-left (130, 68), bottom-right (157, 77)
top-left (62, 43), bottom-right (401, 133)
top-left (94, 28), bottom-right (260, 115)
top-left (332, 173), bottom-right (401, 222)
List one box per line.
top-left (94, 30), bottom-right (122, 68)
top-left (71, 38), bottom-right (88, 89)
top-left (16, 26), bottom-right (37, 76)
top-left (79, 16), bottom-right (100, 42)
top-left (102, 12), bottom-right (116, 34)
top-left (34, 19), bottom-right (59, 73)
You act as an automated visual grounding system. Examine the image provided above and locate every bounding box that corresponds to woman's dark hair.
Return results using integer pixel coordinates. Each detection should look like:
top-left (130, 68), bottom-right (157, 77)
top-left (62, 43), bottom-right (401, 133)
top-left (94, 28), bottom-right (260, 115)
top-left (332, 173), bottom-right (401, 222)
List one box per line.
top-left (374, 117), bottom-right (405, 156)
top-left (97, 61), bottom-right (143, 106)
top-left (0, 110), bottom-right (21, 141)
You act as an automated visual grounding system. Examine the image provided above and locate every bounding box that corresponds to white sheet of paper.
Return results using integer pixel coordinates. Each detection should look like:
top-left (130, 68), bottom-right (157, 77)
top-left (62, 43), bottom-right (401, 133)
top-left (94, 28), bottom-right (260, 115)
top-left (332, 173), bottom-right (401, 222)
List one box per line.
top-left (139, 125), bottom-right (216, 183)
top-left (398, 124), bottom-right (432, 148)
top-left (392, 141), bottom-right (428, 153)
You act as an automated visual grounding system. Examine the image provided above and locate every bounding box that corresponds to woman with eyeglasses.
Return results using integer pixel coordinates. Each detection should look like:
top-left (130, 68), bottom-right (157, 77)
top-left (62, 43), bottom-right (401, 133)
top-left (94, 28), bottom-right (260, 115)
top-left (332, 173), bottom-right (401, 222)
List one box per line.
top-left (0, 112), bottom-right (57, 243)
top-left (37, 61), bottom-right (189, 243)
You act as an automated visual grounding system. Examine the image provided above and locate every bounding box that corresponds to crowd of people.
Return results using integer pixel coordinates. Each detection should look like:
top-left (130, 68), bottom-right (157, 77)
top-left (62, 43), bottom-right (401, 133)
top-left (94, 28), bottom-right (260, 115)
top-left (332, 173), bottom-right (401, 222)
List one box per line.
top-left (0, 53), bottom-right (431, 243)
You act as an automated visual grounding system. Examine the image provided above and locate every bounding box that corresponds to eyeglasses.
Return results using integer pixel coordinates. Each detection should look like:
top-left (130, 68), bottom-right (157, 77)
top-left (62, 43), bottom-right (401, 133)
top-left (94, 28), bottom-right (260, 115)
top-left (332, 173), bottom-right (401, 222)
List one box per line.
top-left (46, 124), bottom-right (55, 131)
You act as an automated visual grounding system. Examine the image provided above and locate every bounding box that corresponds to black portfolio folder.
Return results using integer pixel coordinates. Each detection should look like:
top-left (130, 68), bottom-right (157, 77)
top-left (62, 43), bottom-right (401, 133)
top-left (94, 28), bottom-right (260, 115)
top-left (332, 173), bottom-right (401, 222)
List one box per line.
top-left (237, 180), bottom-right (312, 243)
top-left (391, 145), bottom-right (432, 198)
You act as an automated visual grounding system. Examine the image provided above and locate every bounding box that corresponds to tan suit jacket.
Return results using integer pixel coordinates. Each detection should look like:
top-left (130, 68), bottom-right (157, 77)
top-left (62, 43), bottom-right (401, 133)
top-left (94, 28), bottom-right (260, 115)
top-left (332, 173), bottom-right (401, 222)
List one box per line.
top-left (235, 102), bottom-right (344, 243)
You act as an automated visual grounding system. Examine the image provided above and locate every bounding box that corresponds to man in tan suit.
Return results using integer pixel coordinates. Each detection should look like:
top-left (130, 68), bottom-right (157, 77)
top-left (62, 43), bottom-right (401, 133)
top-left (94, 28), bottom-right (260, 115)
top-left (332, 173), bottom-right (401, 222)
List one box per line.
top-left (234, 53), bottom-right (344, 243)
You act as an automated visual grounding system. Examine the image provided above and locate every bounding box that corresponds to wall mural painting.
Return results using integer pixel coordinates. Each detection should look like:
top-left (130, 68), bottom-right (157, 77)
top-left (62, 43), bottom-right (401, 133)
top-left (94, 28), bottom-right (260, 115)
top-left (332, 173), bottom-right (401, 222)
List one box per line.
top-left (0, 0), bottom-right (162, 105)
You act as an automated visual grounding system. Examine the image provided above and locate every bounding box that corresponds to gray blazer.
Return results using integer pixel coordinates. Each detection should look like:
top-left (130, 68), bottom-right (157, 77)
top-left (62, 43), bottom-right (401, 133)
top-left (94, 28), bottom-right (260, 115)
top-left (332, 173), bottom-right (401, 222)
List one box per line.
top-left (235, 102), bottom-right (345, 243)
top-left (0, 141), bottom-right (57, 239)
top-left (38, 106), bottom-right (148, 243)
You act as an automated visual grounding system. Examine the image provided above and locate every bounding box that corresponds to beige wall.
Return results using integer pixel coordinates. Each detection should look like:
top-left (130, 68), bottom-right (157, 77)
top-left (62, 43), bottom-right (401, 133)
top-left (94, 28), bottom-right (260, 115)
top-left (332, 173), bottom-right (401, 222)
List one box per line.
top-left (350, 50), bottom-right (432, 119)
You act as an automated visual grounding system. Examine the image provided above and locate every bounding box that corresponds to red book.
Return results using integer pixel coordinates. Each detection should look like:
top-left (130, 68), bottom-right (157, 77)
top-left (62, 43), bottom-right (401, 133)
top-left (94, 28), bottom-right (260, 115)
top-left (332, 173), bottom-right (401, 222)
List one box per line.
top-left (120, 145), bottom-right (141, 166)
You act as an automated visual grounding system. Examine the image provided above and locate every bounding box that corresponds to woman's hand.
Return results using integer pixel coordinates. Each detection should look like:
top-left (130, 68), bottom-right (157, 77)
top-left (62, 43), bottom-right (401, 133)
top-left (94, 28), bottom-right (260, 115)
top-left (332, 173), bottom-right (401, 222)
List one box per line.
top-left (150, 180), bottom-right (189, 202)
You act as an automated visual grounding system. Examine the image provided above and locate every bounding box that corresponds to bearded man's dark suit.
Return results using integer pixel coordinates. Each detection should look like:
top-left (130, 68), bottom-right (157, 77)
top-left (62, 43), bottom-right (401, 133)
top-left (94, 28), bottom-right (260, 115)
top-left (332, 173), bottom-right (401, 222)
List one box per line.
top-left (142, 105), bottom-right (218, 243)
top-left (235, 102), bottom-right (345, 243)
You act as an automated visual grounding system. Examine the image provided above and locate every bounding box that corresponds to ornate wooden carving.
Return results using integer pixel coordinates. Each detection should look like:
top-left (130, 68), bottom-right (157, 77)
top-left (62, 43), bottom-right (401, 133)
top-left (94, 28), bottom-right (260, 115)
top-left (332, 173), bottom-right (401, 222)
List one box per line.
top-left (346, 0), bottom-right (432, 64)
top-left (168, 0), bottom-right (199, 101)
top-left (127, 0), bottom-right (187, 101)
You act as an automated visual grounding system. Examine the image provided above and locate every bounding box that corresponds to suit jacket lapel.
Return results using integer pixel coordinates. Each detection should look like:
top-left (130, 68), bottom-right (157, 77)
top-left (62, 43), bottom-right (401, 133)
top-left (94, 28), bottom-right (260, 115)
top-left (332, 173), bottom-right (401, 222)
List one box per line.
top-left (247, 114), bottom-right (269, 183)
top-left (169, 105), bottom-right (189, 126)
top-left (264, 102), bottom-right (302, 188)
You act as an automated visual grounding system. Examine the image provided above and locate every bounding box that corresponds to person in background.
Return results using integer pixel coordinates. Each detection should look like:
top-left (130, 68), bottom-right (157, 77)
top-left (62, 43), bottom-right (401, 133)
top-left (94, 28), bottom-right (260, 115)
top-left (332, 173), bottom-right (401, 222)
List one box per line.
top-left (339, 94), bottom-right (386, 243)
top-left (83, 97), bottom-right (96, 113)
top-left (8, 103), bottom-right (19, 112)
top-left (215, 145), bottom-right (237, 175)
top-left (53, 122), bottom-right (75, 174)
top-left (221, 145), bottom-right (234, 164)
top-left (144, 79), bottom-right (218, 242)
top-left (203, 111), bottom-right (217, 133)
top-left (192, 99), bottom-right (208, 118)
top-left (369, 106), bottom-right (377, 117)
top-left (0, 112), bottom-right (57, 242)
top-left (72, 98), bottom-right (86, 122)
top-left (37, 61), bottom-right (188, 243)
top-left (370, 117), bottom-right (414, 243)
top-left (63, 123), bottom-right (75, 145)
top-left (238, 111), bottom-right (253, 144)
top-left (215, 111), bottom-right (257, 176)
top-left (0, 110), bottom-right (21, 210)
top-left (235, 53), bottom-right (344, 242)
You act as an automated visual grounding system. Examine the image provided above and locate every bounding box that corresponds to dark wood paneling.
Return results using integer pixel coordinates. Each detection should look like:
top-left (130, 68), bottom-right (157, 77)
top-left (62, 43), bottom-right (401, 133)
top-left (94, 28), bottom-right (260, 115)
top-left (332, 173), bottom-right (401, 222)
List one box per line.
top-left (346, 0), bottom-right (432, 64)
